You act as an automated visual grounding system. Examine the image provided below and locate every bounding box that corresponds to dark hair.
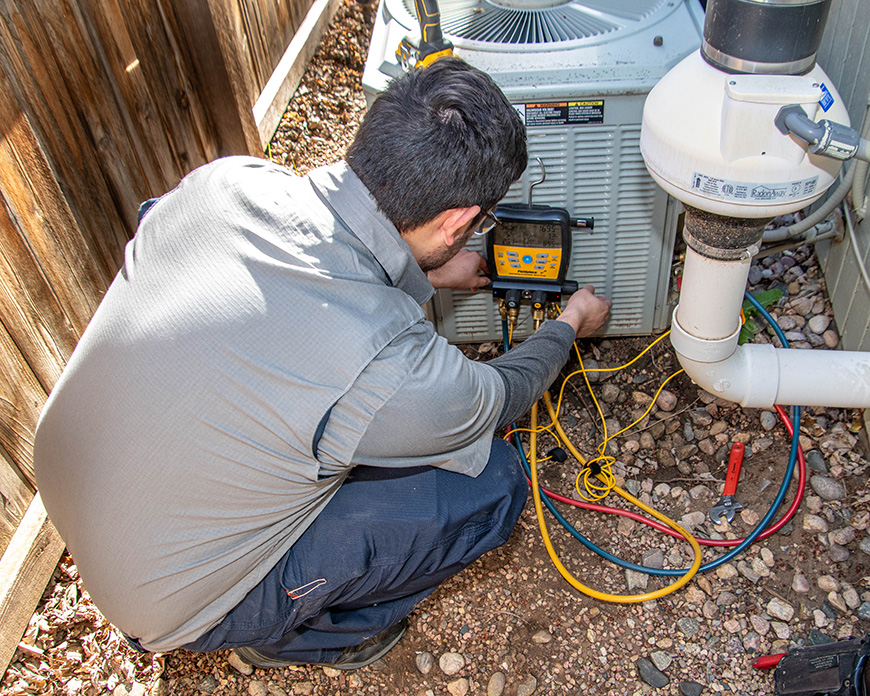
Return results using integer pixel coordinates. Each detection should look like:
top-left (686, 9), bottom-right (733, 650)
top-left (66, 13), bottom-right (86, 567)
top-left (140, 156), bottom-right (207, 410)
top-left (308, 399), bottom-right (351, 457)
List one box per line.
top-left (346, 58), bottom-right (527, 231)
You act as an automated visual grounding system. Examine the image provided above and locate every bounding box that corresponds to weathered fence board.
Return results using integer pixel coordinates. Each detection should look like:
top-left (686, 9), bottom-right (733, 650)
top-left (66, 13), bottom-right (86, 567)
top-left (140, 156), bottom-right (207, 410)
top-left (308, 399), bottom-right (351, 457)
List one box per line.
top-left (0, 0), bottom-right (338, 673)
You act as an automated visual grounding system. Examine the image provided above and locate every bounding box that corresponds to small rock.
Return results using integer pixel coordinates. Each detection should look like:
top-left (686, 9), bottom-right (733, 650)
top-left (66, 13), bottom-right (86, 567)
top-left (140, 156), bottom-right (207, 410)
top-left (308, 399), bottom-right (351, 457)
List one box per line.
top-left (844, 587), bottom-right (861, 609)
top-left (196, 676), bottom-right (217, 694)
top-left (656, 389), bottom-right (678, 411)
top-left (601, 383), bottom-right (621, 403)
top-left (439, 652), bottom-right (465, 675)
top-left (447, 678), bottom-right (469, 696)
top-left (292, 683), bottom-right (313, 696)
top-left (810, 476), bottom-right (846, 500)
top-left (531, 630), bottom-right (552, 644)
top-left (803, 514), bottom-right (829, 533)
top-left (416, 652), bottom-right (435, 674)
top-left (114, 685), bottom-right (147, 696)
top-left (724, 619), bottom-right (741, 634)
top-left (808, 315), bottom-right (830, 334)
top-left (487, 672), bottom-right (506, 696)
top-left (771, 621), bottom-right (791, 639)
top-left (626, 569), bottom-right (649, 591)
top-left (750, 614), bottom-right (771, 636)
top-left (828, 592), bottom-right (848, 613)
top-left (677, 617), bottom-right (700, 638)
top-left (248, 682), bottom-right (268, 696)
top-left (228, 652), bottom-right (254, 676)
top-left (517, 675), bottom-right (537, 696)
top-left (858, 602), bottom-right (870, 620)
top-left (823, 329), bottom-right (840, 348)
top-left (861, 537), bottom-right (870, 556)
top-left (830, 528), bottom-right (856, 546)
top-left (651, 651), bottom-right (672, 671)
top-left (814, 609), bottom-right (830, 628)
top-left (716, 563), bottom-right (739, 581)
top-left (818, 575), bottom-right (839, 592)
top-left (767, 598), bottom-right (795, 621)
top-left (805, 450), bottom-right (828, 473)
top-left (321, 667), bottom-right (341, 678)
top-left (679, 681), bottom-right (704, 696)
top-left (760, 411), bottom-right (778, 431)
top-left (829, 544), bottom-right (850, 562)
top-left (741, 508), bottom-right (761, 527)
top-left (792, 572), bottom-right (810, 594)
top-left (637, 658), bottom-right (670, 688)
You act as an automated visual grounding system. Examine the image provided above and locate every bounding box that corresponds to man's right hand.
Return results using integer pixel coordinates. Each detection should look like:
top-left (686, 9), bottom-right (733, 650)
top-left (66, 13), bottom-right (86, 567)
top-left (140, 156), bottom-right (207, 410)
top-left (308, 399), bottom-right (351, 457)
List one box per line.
top-left (556, 285), bottom-right (612, 338)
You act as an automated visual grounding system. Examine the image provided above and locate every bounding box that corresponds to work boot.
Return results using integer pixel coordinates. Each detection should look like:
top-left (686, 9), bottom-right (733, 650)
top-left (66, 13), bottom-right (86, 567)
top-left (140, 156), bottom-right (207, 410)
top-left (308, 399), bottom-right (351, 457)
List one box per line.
top-left (233, 618), bottom-right (408, 670)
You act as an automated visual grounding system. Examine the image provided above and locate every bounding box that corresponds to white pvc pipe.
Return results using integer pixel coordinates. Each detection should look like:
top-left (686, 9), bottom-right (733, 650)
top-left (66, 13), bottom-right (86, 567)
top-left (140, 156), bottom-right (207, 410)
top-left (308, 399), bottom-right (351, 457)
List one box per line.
top-left (677, 344), bottom-right (870, 408)
top-left (677, 247), bottom-right (750, 343)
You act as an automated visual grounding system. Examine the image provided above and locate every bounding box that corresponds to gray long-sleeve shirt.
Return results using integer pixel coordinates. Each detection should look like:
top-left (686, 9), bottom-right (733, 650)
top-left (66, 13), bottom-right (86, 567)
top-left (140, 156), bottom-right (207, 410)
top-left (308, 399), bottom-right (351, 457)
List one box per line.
top-left (34, 158), bottom-right (575, 652)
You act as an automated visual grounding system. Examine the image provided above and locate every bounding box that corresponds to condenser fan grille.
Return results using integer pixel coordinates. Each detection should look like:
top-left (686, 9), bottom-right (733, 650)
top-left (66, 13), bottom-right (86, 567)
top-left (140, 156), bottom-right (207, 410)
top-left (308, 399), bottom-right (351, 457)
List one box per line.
top-left (399, 0), bottom-right (668, 45)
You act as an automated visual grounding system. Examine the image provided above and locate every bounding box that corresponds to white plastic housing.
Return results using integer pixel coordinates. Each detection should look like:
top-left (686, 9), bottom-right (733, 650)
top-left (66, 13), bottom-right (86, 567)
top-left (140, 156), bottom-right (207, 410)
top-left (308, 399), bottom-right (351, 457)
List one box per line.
top-left (640, 50), bottom-right (850, 218)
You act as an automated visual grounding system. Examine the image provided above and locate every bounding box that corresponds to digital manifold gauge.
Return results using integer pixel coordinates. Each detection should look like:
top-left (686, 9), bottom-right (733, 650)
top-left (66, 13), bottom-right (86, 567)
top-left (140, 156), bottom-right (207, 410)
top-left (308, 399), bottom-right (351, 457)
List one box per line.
top-left (486, 203), bottom-right (592, 304)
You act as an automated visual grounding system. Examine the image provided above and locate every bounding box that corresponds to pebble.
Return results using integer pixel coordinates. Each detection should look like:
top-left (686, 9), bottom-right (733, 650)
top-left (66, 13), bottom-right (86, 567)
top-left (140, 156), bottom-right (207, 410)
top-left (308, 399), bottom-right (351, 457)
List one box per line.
top-left (677, 617), bottom-right (700, 638)
top-left (531, 630), bottom-right (552, 644)
top-left (487, 672), bottom-right (506, 696)
top-left (447, 678), bottom-right (469, 696)
top-left (656, 389), bottom-right (678, 411)
top-left (716, 563), bottom-right (739, 580)
top-left (651, 651), bottom-right (672, 671)
top-left (680, 681), bottom-right (704, 696)
top-left (823, 328), bottom-right (840, 347)
top-left (771, 621), bottom-right (791, 639)
top-left (828, 592), bottom-right (848, 613)
top-left (792, 572), bottom-right (810, 593)
top-left (805, 450), bottom-right (828, 473)
top-left (637, 658), bottom-right (670, 688)
top-left (810, 476), bottom-right (846, 500)
top-left (829, 544), bottom-right (850, 562)
top-left (114, 685), bottom-right (147, 696)
top-left (759, 410), bottom-right (778, 431)
top-left (227, 652), bottom-right (254, 676)
top-left (196, 676), bottom-right (217, 694)
top-left (808, 315), bottom-right (830, 333)
top-left (817, 575), bottom-right (839, 592)
top-left (830, 527), bottom-right (856, 546)
top-left (767, 598), bottom-right (795, 621)
top-left (601, 383), bottom-right (621, 403)
top-left (439, 652), bottom-right (465, 675)
top-left (844, 587), bottom-right (861, 609)
top-left (858, 602), bottom-right (870, 620)
top-left (248, 682), bottom-right (268, 696)
top-left (516, 675), bottom-right (537, 696)
top-left (803, 514), bottom-right (829, 533)
top-left (416, 651), bottom-right (434, 674)
top-left (861, 537), bottom-right (870, 556)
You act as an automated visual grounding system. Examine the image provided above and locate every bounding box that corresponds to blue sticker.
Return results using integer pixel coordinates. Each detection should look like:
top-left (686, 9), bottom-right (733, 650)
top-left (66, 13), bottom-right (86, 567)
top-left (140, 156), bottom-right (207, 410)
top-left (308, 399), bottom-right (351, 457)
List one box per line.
top-left (819, 83), bottom-right (834, 112)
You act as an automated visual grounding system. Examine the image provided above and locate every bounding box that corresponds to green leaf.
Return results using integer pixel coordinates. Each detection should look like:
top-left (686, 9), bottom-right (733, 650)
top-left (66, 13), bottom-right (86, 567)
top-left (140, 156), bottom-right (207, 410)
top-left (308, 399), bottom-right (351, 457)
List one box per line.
top-left (742, 288), bottom-right (783, 319)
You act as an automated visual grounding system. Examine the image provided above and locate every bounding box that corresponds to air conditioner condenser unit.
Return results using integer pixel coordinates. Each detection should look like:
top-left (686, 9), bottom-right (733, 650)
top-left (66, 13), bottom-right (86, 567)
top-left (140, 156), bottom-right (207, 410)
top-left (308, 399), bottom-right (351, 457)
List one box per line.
top-left (362, 0), bottom-right (706, 342)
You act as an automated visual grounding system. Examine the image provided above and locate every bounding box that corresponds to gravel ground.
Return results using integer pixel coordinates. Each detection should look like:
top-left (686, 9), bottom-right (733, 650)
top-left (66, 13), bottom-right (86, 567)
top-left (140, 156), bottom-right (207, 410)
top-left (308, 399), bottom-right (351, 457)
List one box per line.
top-left (3, 2), bottom-right (870, 695)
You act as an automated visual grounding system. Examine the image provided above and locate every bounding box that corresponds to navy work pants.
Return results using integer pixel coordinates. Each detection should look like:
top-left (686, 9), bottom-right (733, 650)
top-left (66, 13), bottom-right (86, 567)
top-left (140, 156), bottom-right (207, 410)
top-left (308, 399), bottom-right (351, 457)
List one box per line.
top-left (181, 438), bottom-right (527, 664)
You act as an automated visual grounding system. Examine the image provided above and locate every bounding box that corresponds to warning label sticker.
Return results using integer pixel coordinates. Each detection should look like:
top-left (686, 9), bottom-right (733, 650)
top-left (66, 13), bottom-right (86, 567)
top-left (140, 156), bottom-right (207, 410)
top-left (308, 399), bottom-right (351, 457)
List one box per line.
top-left (515, 100), bottom-right (605, 127)
top-left (690, 172), bottom-right (819, 203)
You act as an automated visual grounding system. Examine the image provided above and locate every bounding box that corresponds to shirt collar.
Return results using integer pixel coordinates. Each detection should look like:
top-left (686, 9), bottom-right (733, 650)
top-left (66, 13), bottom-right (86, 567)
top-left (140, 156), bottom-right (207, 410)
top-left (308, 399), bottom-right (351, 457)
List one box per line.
top-left (307, 162), bottom-right (434, 305)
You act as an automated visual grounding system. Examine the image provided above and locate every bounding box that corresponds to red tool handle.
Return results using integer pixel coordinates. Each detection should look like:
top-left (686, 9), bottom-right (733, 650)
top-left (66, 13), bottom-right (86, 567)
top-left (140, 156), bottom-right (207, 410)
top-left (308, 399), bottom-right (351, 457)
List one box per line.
top-left (723, 443), bottom-right (745, 496)
top-left (753, 653), bottom-right (787, 670)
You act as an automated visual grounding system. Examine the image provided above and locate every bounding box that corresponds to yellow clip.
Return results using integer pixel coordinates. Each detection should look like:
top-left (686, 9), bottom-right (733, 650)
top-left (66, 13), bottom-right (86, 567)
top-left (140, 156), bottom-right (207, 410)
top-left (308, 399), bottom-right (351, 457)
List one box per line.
top-left (417, 47), bottom-right (454, 68)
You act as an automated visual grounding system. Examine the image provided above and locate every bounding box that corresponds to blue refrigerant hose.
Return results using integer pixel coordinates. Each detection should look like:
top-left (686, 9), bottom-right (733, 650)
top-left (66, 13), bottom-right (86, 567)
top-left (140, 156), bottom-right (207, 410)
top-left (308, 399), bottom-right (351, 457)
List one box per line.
top-left (507, 292), bottom-right (802, 575)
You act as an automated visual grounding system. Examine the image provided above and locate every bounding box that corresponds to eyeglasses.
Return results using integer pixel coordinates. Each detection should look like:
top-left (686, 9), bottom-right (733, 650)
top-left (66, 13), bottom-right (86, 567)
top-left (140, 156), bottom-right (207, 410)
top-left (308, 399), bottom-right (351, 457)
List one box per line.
top-left (473, 210), bottom-right (500, 236)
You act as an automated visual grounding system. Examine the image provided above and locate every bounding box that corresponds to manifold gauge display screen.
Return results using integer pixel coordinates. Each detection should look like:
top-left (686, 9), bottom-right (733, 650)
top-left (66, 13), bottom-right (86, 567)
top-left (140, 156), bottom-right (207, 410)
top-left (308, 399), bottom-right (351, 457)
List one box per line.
top-left (493, 222), bottom-right (561, 248)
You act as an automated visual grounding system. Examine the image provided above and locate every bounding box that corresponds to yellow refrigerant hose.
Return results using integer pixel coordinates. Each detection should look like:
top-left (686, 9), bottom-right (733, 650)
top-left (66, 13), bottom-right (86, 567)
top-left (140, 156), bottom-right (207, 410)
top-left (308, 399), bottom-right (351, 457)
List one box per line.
top-left (527, 392), bottom-right (703, 603)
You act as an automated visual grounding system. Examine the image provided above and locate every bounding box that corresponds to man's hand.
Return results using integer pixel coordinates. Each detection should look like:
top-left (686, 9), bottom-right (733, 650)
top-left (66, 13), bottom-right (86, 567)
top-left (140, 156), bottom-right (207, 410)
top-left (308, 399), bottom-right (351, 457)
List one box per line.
top-left (556, 285), bottom-right (612, 338)
top-left (427, 249), bottom-right (492, 291)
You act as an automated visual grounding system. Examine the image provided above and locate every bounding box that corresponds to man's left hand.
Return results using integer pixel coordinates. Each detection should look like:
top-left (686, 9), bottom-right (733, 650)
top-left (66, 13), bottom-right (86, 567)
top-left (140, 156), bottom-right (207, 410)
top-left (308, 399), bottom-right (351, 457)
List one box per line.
top-left (427, 250), bottom-right (491, 291)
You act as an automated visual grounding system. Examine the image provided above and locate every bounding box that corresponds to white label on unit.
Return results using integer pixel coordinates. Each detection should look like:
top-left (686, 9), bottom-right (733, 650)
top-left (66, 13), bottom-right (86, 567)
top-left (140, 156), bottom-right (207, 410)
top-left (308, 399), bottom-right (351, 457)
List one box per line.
top-left (691, 172), bottom-right (819, 202)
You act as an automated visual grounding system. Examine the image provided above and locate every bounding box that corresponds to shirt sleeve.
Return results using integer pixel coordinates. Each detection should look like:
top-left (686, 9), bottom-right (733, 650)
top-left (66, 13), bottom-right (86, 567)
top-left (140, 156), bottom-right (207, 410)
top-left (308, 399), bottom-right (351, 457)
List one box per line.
top-left (315, 322), bottom-right (507, 477)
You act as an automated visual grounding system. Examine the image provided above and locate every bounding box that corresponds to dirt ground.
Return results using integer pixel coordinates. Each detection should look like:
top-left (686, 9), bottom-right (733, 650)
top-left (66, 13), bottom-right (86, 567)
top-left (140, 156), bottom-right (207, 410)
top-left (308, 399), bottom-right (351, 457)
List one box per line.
top-left (3, 1), bottom-right (870, 694)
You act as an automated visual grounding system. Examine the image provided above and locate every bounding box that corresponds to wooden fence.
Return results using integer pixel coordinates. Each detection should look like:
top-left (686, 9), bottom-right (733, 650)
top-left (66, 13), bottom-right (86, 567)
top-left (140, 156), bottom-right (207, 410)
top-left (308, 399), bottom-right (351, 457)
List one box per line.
top-left (0, 0), bottom-right (343, 672)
